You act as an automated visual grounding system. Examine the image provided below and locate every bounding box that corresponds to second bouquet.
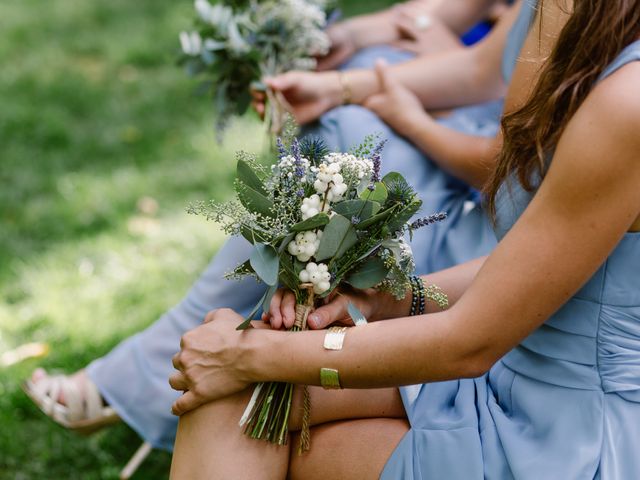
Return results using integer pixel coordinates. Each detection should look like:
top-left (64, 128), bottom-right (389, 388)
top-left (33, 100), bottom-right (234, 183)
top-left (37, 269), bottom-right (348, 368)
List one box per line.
top-left (189, 135), bottom-right (446, 452)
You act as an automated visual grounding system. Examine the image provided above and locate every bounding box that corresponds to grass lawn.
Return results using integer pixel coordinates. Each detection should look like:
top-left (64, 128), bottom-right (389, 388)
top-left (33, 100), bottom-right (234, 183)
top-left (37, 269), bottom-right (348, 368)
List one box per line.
top-left (0, 0), bottom-right (391, 478)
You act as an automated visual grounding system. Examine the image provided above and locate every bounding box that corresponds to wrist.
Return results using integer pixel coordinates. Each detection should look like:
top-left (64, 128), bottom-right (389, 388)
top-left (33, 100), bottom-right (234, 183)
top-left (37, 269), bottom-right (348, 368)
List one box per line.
top-left (325, 71), bottom-right (346, 109)
top-left (404, 111), bottom-right (437, 145)
top-left (373, 288), bottom-right (412, 320)
top-left (239, 328), bottom-right (283, 384)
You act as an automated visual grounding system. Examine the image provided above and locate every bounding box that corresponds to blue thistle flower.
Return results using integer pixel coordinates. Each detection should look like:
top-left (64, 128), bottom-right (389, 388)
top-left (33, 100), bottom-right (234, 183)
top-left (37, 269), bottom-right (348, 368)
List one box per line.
top-left (410, 212), bottom-right (448, 230)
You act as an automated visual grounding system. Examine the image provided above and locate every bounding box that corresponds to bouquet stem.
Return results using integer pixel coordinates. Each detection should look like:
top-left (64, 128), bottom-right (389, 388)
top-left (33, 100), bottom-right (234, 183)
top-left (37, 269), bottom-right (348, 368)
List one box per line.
top-left (239, 284), bottom-right (315, 454)
top-left (265, 87), bottom-right (293, 136)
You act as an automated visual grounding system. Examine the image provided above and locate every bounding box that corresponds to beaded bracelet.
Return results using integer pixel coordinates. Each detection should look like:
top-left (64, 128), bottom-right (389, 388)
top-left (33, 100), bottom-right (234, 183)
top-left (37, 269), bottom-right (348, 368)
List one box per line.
top-left (409, 275), bottom-right (426, 316)
top-left (410, 276), bottom-right (449, 314)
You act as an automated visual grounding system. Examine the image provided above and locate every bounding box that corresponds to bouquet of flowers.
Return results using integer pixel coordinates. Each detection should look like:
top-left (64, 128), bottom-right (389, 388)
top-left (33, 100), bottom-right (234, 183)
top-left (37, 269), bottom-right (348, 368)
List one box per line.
top-left (189, 135), bottom-right (446, 452)
top-left (179, 0), bottom-right (332, 137)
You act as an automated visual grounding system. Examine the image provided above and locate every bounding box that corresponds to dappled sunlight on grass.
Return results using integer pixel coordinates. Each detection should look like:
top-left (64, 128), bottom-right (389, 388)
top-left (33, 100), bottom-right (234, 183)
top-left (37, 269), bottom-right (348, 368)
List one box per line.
top-left (0, 0), bottom-right (391, 477)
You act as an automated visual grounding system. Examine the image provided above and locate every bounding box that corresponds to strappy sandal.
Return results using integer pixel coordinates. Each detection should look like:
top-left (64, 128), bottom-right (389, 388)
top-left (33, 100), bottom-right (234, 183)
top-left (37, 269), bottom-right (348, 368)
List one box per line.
top-left (22, 370), bottom-right (121, 435)
top-left (23, 370), bottom-right (154, 478)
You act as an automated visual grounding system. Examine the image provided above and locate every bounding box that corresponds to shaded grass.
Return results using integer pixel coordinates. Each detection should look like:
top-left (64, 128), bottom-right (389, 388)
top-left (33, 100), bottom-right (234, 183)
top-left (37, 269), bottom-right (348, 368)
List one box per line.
top-left (0, 0), bottom-right (391, 478)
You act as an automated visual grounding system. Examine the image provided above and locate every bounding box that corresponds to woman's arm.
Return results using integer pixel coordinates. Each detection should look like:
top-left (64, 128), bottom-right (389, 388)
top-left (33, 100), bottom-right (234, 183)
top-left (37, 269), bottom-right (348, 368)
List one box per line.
top-left (323, 0), bottom-right (500, 66)
top-left (169, 63), bottom-right (640, 416)
top-left (264, 256), bottom-right (487, 331)
top-left (249, 64), bottom-right (640, 388)
top-left (332, 0), bottom-right (519, 109)
top-left (361, 59), bottom-right (503, 188)
top-left (263, 1), bottom-right (520, 124)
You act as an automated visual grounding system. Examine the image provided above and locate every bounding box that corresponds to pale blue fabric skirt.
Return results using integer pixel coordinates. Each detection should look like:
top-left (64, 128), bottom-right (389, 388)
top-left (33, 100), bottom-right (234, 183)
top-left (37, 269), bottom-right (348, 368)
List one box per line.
top-left (86, 46), bottom-right (501, 450)
top-left (379, 41), bottom-right (640, 479)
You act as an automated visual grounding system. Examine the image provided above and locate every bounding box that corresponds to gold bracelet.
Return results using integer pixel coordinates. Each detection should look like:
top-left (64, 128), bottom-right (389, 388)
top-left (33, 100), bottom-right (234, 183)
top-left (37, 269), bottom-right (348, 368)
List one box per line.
top-left (320, 367), bottom-right (342, 389)
top-left (323, 326), bottom-right (348, 350)
top-left (337, 71), bottom-right (353, 105)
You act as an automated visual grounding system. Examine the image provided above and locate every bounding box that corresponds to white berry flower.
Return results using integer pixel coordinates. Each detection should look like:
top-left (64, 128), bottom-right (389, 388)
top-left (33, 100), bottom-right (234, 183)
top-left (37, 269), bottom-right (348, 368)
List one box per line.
top-left (314, 179), bottom-right (328, 194)
top-left (301, 194), bottom-right (321, 220)
top-left (299, 262), bottom-right (331, 294)
top-left (287, 231), bottom-right (321, 262)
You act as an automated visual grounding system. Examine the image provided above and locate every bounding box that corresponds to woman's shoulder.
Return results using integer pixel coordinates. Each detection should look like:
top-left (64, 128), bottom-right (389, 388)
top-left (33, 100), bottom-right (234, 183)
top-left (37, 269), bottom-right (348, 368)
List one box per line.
top-left (573, 60), bottom-right (640, 149)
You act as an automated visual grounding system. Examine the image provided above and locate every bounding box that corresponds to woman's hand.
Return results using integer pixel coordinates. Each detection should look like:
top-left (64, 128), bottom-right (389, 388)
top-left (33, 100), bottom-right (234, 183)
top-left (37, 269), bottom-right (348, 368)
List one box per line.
top-left (262, 286), bottom-right (407, 330)
top-left (250, 71), bottom-right (343, 125)
top-left (316, 23), bottom-right (358, 71)
top-left (363, 60), bottom-right (432, 137)
top-left (169, 309), bottom-right (256, 415)
top-left (392, 4), bottom-right (463, 56)
top-left (363, 59), bottom-right (430, 132)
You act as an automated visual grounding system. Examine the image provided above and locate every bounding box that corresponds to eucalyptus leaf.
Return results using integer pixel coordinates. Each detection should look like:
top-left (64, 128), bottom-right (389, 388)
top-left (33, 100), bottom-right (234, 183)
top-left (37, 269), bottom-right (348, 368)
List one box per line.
top-left (240, 226), bottom-right (269, 245)
top-left (331, 200), bottom-right (380, 222)
top-left (387, 200), bottom-right (422, 233)
top-left (237, 290), bottom-right (268, 330)
top-left (355, 208), bottom-right (395, 230)
top-left (347, 302), bottom-right (368, 326)
top-left (277, 232), bottom-right (296, 253)
top-left (250, 243), bottom-right (279, 286)
top-left (237, 159), bottom-right (268, 195)
top-left (346, 256), bottom-right (388, 289)
top-left (279, 253), bottom-right (302, 291)
top-left (262, 283), bottom-right (279, 314)
top-left (315, 214), bottom-right (358, 261)
top-left (237, 183), bottom-right (275, 217)
top-left (359, 182), bottom-right (388, 204)
top-left (290, 213), bottom-right (330, 232)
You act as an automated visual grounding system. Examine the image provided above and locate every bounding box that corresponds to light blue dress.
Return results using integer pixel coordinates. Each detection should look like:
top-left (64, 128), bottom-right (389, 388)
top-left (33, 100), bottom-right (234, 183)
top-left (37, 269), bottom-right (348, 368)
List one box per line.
top-left (381, 40), bottom-right (640, 480)
top-left (84, 6), bottom-right (537, 449)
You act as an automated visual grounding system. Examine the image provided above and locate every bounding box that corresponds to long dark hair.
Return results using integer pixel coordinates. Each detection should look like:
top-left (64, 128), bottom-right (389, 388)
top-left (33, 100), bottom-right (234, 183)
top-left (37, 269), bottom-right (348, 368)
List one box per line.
top-left (485, 0), bottom-right (640, 217)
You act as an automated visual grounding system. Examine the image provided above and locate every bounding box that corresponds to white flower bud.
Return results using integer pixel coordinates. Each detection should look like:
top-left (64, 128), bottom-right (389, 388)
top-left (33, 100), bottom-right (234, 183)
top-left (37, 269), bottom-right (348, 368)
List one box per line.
top-left (306, 262), bottom-right (318, 272)
top-left (299, 270), bottom-right (310, 283)
top-left (314, 179), bottom-right (328, 193)
top-left (318, 172), bottom-right (332, 183)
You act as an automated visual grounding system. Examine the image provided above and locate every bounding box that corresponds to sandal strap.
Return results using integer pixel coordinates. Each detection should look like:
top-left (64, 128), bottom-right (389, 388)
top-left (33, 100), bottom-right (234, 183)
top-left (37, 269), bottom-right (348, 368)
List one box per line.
top-left (31, 373), bottom-right (104, 423)
top-left (82, 378), bottom-right (104, 420)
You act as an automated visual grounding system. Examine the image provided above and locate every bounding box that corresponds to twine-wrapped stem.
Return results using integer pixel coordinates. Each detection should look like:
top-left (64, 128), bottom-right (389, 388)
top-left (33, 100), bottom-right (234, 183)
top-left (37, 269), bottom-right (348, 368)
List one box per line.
top-left (295, 284), bottom-right (315, 454)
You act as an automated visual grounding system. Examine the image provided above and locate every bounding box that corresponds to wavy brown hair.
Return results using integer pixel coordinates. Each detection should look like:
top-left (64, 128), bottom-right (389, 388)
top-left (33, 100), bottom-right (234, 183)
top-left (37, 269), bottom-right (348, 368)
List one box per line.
top-left (485, 0), bottom-right (640, 217)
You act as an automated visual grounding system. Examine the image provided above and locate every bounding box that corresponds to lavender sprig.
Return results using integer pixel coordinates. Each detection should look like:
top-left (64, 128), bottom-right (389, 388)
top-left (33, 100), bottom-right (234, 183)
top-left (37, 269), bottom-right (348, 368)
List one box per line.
top-left (276, 137), bottom-right (288, 159)
top-left (368, 138), bottom-right (387, 189)
top-left (410, 212), bottom-right (447, 230)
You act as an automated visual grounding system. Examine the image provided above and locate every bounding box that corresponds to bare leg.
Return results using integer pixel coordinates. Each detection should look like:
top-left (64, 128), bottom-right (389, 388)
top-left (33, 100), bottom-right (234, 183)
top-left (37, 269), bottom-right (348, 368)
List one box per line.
top-left (170, 386), bottom-right (406, 479)
top-left (170, 388), bottom-right (290, 479)
top-left (289, 418), bottom-right (410, 480)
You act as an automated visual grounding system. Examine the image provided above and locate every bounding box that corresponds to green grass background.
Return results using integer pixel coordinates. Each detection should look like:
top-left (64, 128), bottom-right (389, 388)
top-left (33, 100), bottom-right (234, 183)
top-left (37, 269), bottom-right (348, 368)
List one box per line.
top-left (0, 0), bottom-right (392, 478)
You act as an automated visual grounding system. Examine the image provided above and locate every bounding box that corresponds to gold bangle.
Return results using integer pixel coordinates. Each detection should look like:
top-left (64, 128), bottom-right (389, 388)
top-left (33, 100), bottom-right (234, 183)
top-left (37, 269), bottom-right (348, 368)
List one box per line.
top-left (323, 326), bottom-right (348, 351)
top-left (337, 71), bottom-right (353, 105)
top-left (320, 367), bottom-right (342, 389)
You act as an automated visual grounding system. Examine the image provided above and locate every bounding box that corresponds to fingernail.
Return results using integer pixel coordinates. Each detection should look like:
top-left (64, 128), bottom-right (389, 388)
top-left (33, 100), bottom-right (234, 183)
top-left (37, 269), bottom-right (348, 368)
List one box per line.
top-left (308, 314), bottom-right (320, 328)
